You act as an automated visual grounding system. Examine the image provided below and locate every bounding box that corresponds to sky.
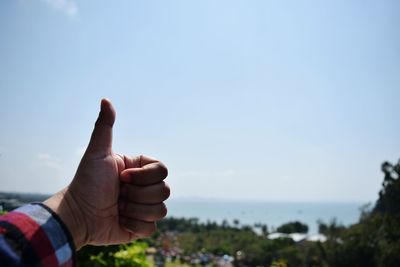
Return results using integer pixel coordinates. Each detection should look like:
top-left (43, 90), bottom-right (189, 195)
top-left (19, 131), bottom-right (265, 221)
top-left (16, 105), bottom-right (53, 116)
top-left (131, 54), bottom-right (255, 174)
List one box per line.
top-left (0, 0), bottom-right (399, 203)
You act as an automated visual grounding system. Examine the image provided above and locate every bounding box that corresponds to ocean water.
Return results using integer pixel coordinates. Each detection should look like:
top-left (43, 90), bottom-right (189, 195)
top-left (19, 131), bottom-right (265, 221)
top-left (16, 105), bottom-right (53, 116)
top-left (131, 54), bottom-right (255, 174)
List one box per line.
top-left (166, 199), bottom-right (367, 234)
top-left (0, 192), bottom-right (367, 234)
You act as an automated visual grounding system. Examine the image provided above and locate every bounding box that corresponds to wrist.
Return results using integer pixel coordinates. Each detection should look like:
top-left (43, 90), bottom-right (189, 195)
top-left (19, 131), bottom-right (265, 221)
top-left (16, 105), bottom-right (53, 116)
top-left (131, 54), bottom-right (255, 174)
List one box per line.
top-left (43, 188), bottom-right (88, 250)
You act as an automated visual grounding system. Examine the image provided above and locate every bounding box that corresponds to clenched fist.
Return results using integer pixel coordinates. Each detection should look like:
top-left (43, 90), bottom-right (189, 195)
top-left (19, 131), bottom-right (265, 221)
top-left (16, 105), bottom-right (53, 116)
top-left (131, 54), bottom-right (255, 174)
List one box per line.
top-left (44, 99), bottom-right (170, 249)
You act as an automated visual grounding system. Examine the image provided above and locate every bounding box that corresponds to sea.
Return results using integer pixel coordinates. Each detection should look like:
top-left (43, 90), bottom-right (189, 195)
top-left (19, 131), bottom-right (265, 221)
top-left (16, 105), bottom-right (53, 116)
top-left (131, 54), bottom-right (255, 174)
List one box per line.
top-left (166, 199), bottom-right (368, 234)
top-left (0, 192), bottom-right (368, 234)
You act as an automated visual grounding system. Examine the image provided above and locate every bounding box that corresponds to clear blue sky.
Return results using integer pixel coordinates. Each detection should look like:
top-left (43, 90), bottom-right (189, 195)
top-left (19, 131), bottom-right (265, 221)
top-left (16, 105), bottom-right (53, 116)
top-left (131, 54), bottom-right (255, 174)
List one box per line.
top-left (0, 0), bottom-right (399, 202)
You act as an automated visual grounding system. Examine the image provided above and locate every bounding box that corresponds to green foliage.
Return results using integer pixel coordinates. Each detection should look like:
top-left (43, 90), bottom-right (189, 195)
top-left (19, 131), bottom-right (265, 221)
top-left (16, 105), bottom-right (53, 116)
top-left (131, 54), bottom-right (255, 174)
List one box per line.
top-left (177, 224), bottom-right (260, 256)
top-left (375, 160), bottom-right (400, 215)
top-left (276, 246), bottom-right (303, 266)
top-left (78, 241), bottom-right (152, 267)
top-left (319, 158), bottom-right (400, 267)
top-left (157, 217), bottom-right (306, 266)
top-left (270, 259), bottom-right (288, 267)
top-left (277, 221), bottom-right (309, 234)
top-left (317, 218), bottom-right (345, 236)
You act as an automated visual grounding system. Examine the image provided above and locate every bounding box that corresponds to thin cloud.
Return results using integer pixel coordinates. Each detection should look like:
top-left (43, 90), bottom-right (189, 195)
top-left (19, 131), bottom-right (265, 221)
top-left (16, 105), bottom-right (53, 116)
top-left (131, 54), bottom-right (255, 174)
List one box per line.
top-left (40, 0), bottom-right (78, 17)
top-left (176, 169), bottom-right (237, 178)
top-left (37, 153), bottom-right (63, 170)
top-left (214, 169), bottom-right (236, 177)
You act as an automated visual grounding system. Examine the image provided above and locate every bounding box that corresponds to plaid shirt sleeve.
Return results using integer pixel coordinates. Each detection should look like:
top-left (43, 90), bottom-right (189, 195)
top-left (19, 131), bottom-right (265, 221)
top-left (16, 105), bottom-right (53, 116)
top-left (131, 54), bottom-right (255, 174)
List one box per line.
top-left (0, 203), bottom-right (76, 267)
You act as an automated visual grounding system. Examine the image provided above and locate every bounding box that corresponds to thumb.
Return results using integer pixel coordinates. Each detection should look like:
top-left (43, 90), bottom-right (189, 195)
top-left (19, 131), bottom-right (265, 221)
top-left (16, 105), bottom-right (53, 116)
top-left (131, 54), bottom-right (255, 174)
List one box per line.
top-left (85, 98), bottom-right (116, 157)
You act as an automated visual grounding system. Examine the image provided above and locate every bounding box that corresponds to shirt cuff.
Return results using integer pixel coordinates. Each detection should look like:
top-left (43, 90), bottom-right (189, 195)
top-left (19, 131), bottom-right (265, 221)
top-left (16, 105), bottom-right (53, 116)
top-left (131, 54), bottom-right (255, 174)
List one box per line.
top-left (0, 203), bottom-right (76, 267)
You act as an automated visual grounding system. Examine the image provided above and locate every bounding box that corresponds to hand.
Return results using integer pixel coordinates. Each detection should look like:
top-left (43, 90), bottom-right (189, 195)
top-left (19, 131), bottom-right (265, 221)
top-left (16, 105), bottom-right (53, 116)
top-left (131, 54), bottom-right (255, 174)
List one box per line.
top-left (44, 99), bottom-right (170, 249)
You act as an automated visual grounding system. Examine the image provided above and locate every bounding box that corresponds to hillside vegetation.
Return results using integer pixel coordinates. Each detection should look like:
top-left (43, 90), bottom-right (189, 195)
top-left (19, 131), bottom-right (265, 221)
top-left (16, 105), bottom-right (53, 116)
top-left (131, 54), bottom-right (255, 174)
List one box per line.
top-left (76, 158), bottom-right (400, 266)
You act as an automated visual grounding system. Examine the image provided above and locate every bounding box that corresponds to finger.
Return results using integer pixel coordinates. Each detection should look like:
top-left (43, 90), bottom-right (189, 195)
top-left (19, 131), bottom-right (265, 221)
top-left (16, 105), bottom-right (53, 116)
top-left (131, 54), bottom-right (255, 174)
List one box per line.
top-left (121, 155), bottom-right (161, 169)
top-left (119, 202), bottom-right (167, 222)
top-left (85, 99), bottom-right (116, 157)
top-left (120, 182), bottom-right (170, 204)
top-left (104, 227), bottom-right (137, 245)
top-left (119, 217), bottom-right (156, 238)
top-left (120, 161), bottom-right (168, 185)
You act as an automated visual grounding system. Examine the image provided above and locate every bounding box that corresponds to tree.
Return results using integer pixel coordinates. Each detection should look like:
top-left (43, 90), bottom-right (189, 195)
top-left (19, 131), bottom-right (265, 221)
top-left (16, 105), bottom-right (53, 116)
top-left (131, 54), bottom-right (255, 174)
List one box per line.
top-left (320, 158), bottom-right (400, 267)
top-left (78, 241), bottom-right (152, 267)
top-left (277, 221), bottom-right (308, 234)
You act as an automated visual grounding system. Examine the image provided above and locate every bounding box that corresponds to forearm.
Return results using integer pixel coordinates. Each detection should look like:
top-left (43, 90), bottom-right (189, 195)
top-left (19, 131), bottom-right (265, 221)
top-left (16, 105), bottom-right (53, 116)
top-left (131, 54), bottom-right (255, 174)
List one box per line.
top-left (43, 188), bottom-right (88, 250)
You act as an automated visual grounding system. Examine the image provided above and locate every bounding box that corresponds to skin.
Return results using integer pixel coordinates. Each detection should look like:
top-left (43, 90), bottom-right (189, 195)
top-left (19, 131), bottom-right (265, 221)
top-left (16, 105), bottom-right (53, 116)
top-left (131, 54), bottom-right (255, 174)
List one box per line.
top-left (44, 99), bottom-right (170, 249)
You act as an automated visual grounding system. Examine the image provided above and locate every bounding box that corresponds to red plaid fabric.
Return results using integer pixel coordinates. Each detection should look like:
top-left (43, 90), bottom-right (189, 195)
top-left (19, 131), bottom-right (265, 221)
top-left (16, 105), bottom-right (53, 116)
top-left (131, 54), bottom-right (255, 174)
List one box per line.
top-left (0, 203), bottom-right (76, 267)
